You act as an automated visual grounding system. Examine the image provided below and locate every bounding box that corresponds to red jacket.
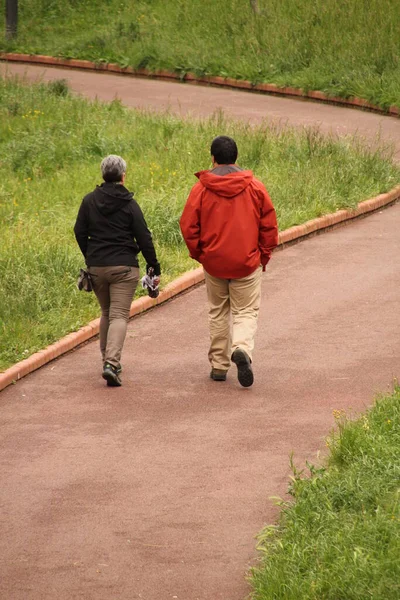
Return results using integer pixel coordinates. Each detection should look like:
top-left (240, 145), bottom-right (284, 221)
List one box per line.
top-left (180, 168), bottom-right (278, 279)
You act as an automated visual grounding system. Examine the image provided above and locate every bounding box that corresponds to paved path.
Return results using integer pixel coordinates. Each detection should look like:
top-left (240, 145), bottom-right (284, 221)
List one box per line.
top-left (1, 63), bottom-right (400, 600)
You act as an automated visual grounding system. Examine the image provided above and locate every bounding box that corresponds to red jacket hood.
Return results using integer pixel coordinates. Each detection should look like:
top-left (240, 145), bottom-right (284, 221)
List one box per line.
top-left (195, 169), bottom-right (254, 198)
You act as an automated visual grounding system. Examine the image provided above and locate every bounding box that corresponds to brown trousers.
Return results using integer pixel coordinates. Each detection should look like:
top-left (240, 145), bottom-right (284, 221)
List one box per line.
top-left (88, 266), bottom-right (140, 369)
top-left (204, 266), bottom-right (262, 371)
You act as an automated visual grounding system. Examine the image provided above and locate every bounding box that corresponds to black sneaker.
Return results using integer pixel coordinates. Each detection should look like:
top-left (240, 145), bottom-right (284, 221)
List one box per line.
top-left (102, 362), bottom-right (122, 387)
top-left (231, 349), bottom-right (254, 387)
top-left (210, 368), bottom-right (227, 381)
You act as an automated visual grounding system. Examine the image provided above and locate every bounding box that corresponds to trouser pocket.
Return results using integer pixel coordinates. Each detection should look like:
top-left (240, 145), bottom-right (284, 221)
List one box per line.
top-left (111, 268), bottom-right (131, 276)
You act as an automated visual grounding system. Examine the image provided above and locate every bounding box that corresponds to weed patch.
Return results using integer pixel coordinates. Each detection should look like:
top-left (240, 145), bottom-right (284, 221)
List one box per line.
top-left (251, 389), bottom-right (400, 600)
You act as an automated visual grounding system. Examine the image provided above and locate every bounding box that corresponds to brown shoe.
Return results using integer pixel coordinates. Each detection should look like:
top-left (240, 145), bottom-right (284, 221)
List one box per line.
top-left (210, 368), bottom-right (227, 381)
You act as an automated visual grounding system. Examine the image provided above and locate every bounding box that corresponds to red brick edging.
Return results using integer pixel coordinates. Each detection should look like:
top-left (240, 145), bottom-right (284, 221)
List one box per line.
top-left (1, 53), bottom-right (399, 116)
top-left (1, 185), bottom-right (399, 392)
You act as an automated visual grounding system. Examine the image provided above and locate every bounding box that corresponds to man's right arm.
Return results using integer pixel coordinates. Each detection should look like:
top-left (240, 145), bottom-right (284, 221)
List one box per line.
top-left (257, 184), bottom-right (279, 269)
top-left (179, 184), bottom-right (203, 262)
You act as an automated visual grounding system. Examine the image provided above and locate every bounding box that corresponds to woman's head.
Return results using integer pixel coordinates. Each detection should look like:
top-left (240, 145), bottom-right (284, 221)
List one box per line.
top-left (101, 155), bottom-right (127, 183)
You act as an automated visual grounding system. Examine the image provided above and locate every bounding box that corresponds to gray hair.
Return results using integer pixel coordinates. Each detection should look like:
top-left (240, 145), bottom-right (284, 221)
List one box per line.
top-left (101, 154), bottom-right (127, 182)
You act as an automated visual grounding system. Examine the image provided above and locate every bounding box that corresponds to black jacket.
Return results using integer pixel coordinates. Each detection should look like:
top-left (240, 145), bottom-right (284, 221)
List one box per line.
top-left (74, 182), bottom-right (160, 275)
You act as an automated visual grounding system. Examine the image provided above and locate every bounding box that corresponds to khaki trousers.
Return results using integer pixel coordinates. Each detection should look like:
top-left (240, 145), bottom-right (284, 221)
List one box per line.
top-left (88, 266), bottom-right (140, 369)
top-left (204, 266), bottom-right (262, 371)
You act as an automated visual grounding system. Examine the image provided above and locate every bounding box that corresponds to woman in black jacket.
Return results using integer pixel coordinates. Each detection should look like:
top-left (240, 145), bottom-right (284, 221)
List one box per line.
top-left (74, 155), bottom-right (161, 387)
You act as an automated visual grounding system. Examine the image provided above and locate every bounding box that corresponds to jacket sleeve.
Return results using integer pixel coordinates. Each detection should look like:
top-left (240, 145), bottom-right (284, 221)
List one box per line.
top-left (131, 201), bottom-right (161, 276)
top-left (74, 199), bottom-right (89, 259)
top-left (258, 186), bottom-right (278, 268)
top-left (179, 184), bottom-right (203, 262)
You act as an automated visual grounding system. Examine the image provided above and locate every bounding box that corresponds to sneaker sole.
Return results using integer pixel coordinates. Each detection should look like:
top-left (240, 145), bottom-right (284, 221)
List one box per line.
top-left (231, 350), bottom-right (254, 388)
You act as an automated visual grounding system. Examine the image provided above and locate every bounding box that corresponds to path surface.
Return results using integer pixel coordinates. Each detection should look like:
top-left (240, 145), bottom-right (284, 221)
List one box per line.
top-left (1, 63), bottom-right (400, 600)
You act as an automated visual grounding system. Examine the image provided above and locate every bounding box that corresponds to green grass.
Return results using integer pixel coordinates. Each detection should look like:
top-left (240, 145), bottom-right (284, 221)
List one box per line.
top-left (1, 0), bottom-right (400, 109)
top-left (250, 388), bottom-right (400, 600)
top-left (0, 75), bottom-right (399, 371)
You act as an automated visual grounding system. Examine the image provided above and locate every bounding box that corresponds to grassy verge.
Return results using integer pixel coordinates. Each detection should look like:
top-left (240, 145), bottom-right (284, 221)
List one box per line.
top-left (250, 388), bottom-right (400, 600)
top-left (0, 0), bottom-right (400, 110)
top-left (0, 75), bottom-right (399, 371)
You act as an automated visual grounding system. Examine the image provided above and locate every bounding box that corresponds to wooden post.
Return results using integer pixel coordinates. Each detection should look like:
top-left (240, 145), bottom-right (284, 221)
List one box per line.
top-left (6, 0), bottom-right (18, 39)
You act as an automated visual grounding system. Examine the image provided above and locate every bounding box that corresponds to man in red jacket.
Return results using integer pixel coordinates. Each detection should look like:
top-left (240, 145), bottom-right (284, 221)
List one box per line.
top-left (180, 136), bottom-right (278, 387)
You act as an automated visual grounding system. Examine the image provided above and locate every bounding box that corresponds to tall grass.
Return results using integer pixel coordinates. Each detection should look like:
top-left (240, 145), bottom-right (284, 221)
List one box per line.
top-left (250, 388), bottom-right (400, 599)
top-left (0, 0), bottom-right (400, 109)
top-left (0, 76), bottom-right (399, 370)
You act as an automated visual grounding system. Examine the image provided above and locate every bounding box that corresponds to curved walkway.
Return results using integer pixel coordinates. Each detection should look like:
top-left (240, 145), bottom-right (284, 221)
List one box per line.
top-left (1, 63), bottom-right (400, 600)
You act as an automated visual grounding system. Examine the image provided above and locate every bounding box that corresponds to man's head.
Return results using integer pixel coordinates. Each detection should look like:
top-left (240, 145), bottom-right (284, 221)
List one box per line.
top-left (101, 154), bottom-right (126, 183)
top-left (210, 136), bottom-right (238, 165)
